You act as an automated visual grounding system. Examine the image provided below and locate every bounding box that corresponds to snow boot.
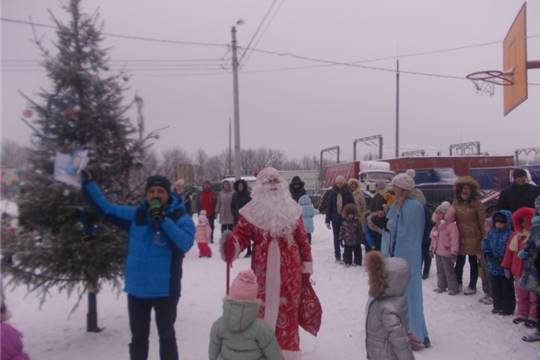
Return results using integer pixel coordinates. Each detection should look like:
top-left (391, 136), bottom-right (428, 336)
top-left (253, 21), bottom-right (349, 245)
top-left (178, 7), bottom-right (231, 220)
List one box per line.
top-left (522, 331), bottom-right (540, 342)
top-left (463, 287), bottom-right (476, 295)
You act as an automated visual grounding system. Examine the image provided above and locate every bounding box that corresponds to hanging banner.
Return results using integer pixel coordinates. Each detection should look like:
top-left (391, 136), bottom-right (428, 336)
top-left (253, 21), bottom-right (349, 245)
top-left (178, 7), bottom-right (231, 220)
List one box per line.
top-left (54, 149), bottom-right (89, 188)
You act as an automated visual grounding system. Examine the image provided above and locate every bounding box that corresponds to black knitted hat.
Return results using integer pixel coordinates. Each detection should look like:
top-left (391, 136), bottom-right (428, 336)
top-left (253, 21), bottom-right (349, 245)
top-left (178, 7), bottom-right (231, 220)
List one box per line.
top-left (145, 175), bottom-right (171, 195)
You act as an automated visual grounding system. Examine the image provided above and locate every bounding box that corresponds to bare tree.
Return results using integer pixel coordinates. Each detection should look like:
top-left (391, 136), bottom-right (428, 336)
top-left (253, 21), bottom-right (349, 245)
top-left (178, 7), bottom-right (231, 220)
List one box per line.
top-left (161, 147), bottom-right (191, 180)
top-left (1, 139), bottom-right (30, 169)
top-left (194, 149), bottom-right (209, 183)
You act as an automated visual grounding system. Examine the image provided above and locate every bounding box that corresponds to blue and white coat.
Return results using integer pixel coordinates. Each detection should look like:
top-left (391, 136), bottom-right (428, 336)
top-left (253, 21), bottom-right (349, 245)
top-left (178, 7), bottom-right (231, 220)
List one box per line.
top-left (298, 194), bottom-right (315, 234)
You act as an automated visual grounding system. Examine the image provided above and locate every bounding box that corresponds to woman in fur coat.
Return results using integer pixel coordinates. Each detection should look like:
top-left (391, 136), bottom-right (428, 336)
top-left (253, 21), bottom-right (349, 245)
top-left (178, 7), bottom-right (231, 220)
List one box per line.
top-left (365, 251), bottom-right (414, 360)
top-left (452, 176), bottom-right (486, 295)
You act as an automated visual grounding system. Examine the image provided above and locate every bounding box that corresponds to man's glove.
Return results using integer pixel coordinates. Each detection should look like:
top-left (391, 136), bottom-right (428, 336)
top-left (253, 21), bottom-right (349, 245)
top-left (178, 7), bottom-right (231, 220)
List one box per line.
top-left (326, 223), bottom-right (331, 230)
top-left (429, 250), bottom-right (434, 259)
top-left (504, 268), bottom-right (512, 279)
top-left (149, 198), bottom-right (163, 221)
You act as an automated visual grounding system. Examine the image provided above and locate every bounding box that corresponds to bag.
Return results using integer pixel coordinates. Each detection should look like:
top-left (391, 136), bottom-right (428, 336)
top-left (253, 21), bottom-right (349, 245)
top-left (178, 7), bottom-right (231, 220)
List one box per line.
top-left (298, 280), bottom-right (322, 336)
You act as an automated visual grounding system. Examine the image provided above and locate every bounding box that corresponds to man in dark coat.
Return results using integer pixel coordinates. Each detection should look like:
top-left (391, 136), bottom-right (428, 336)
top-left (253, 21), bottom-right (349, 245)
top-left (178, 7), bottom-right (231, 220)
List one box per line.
top-left (325, 176), bottom-right (355, 262)
top-left (497, 168), bottom-right (540, 213)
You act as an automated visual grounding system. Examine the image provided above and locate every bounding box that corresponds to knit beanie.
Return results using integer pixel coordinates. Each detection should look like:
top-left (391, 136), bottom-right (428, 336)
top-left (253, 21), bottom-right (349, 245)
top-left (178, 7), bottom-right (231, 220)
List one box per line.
top-left (230, 270), bottom-right (258, 301)
top-left (145, 175), bottom-right (171, 196)
top-left (435, 201), bottom-right (451, 215)
top-left (391, 173), bottom-right (415, 191)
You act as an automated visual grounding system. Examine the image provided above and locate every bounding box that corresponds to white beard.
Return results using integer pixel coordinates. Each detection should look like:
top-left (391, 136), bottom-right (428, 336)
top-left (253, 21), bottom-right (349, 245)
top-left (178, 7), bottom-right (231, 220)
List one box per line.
top-left (239, 181), bottom-right (301, 238)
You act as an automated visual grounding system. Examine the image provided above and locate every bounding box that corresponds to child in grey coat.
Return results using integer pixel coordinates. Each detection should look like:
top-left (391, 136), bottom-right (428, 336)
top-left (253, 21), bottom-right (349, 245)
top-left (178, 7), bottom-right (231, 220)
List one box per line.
top-left (365, 251), bottom-right (414, 360)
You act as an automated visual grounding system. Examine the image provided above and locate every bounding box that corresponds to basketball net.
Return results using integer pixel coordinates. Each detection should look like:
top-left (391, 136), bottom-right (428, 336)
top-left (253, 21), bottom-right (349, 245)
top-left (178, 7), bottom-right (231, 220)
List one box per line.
top-left (466, 70), bottom-right (513, 97)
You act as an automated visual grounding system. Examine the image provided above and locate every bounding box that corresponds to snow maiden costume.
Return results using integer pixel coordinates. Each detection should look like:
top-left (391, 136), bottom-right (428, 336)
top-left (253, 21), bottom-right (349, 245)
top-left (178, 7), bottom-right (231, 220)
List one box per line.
top-left (381, 173), bottom-right (429, 348)
top-left (222, 167), bottom-right (322, 359)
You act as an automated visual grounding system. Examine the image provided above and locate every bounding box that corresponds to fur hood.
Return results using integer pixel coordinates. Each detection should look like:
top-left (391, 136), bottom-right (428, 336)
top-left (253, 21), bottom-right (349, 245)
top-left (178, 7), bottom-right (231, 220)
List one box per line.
top-left (365, 251), bottom-right (410, 298)
top-left (454, 175), bottom-right (481, 203)
top-left (512, 207), bottom-right (535, 232)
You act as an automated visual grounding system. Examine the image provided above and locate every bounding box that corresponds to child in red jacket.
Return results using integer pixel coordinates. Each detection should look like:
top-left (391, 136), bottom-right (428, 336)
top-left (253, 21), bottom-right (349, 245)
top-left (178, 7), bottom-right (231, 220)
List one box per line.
top-left (502, 207), bottom-right (537, 328)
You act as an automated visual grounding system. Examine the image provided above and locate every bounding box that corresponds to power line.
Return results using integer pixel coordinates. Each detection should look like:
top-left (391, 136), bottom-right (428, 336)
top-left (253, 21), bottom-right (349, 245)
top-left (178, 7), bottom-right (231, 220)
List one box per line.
top-left (1, 17), bottom-right (228, 48)
top-left (238, 0), bottom-right (278, 66)
top-left (241, 0), bottom-right (287, 69)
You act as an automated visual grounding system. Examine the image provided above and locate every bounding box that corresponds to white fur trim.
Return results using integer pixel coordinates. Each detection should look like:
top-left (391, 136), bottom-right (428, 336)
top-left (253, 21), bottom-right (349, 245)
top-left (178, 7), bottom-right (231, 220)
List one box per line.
top-left (302, 261), bottom-right (313, 274)
top-left (283, 350), bottom-right (301, 360)
top-left (264, 236), bottom-right (281, 329)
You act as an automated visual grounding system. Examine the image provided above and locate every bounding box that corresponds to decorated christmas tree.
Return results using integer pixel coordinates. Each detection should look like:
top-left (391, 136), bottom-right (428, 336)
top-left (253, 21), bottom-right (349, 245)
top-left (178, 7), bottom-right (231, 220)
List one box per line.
top-left (3, 0), bottom-right (149, 332)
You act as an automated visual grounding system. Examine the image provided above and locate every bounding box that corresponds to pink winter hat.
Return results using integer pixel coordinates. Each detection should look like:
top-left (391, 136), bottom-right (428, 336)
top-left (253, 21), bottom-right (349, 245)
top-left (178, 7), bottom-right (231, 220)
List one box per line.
top-left (230, 270), bottom-right (258, 301)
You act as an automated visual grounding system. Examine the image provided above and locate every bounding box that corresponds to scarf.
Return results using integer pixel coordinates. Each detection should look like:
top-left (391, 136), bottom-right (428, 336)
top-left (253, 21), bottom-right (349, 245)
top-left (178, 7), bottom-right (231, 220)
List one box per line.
top-left (509, 230), bottom-right (530, 252)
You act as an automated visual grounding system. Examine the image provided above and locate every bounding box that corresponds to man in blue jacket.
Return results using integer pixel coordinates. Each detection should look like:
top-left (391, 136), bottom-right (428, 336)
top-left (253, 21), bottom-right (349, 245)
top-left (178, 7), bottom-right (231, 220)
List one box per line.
top-left (83, 173), bottom-right (195, 360)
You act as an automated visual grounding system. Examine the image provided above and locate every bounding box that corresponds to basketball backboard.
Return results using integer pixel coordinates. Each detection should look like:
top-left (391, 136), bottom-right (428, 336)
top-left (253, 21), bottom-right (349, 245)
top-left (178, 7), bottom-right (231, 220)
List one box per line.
top-left (503, 3), bottom-right (527, 116)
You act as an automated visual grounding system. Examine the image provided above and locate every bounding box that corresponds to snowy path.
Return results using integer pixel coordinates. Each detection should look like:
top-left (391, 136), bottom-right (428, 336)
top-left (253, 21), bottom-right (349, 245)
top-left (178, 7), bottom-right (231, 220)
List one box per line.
top-left (5, 215), bottom-right (539, 359)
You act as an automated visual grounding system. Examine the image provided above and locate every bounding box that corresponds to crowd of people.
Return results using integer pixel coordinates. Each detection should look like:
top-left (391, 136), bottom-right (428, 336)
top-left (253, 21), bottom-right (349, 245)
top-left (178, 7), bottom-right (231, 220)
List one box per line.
top-left (2, 166), bottom-right (540, 360)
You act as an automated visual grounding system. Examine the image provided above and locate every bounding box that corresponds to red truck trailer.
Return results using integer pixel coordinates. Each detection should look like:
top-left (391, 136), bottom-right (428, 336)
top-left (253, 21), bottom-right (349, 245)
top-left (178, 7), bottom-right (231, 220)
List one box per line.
top-left (383, 156), bottom-right (514, 176)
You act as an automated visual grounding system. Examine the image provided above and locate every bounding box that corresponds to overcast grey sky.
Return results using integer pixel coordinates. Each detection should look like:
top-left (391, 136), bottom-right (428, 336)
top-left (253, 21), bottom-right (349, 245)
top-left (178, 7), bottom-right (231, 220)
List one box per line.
top-left (1, 0), bottom-right (539, 161)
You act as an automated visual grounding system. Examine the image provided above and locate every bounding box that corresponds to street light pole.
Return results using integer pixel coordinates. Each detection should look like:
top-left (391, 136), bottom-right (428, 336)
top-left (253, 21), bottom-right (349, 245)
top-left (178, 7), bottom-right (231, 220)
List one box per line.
top-left (231, 25), bottom-right (242, 180)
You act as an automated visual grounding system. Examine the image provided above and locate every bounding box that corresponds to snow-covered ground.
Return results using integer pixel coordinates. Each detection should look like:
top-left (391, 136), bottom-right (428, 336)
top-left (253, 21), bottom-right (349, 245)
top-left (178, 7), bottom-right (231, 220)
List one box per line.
top-left (4, 215), bottom-right (540, 359)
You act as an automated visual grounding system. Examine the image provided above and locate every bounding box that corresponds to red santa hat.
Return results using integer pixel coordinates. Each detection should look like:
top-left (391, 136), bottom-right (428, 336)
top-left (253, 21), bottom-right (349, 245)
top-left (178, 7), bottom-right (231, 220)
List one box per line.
top-left (229, 269), bottom-right (258, 301)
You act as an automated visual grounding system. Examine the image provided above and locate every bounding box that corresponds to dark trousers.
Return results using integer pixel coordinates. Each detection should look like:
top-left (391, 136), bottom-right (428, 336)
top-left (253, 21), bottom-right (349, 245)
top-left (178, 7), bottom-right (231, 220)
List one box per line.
top-left (208, 217), bottom-right (215, 243)
top-left (332, 220), bottom-right (342, 260)
top-left (343, 245), bottom-right (362, 265)
top-left (422, 252), bottom-right (432, 279)
top-left (128, 295), bottom-right (180, 360)
top-left (307, 233), bottom-right (312, 244)
top-left (490, 275), bottom-right (516, 314)
top-left (479, 255), bottom-right (492, 297)
top-left (455, 255), bottom-right (478, 289)
top-left (221, 224), bottom-right (233, 232)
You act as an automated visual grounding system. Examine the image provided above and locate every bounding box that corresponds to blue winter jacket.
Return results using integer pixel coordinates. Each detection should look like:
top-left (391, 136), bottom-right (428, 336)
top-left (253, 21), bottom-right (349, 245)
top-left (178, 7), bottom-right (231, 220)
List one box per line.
top-left (84, 180), bottom-right (195, 298)
top-left (482, 210), bottom-right (513, 276)
top-left (298, 194), bottom-right (315, 233)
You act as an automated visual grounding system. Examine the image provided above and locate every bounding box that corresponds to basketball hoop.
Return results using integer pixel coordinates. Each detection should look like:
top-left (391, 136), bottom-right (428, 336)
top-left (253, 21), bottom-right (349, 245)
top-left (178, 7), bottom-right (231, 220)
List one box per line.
top-left (466, 70), bottom-right (514, 96)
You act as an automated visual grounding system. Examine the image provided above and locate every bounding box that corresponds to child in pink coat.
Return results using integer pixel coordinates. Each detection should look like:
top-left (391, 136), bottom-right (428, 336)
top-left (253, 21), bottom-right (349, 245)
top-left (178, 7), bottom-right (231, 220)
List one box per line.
top-left (430, 201), bottom-right (460, 295)
top-left (196, 210), bottom-right (212, 258)
top-left (1, 283), bottom-right (31, 360)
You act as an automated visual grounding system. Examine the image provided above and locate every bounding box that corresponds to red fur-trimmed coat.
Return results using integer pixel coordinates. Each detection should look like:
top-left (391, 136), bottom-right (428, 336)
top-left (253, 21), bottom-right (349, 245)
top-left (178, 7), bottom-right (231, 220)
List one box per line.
top-left (231, 215), bottom-right (313, 352)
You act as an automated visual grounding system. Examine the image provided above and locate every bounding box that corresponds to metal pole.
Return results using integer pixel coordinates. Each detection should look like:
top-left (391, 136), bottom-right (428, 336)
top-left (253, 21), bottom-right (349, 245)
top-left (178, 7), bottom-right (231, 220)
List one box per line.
top-left (379, 136), bottom-right (383, 159)
top-left (395, 59), bottom-right (400, 158)
top-left (353, 141), bottom-right (357, 161)
top-left (228, 117), bottom-right (232, 175)
top-left (231, 26), bottom-right (242, 180)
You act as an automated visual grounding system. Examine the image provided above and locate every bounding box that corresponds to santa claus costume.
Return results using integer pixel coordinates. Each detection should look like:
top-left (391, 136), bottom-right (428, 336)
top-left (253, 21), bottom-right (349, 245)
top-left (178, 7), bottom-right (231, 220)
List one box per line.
top-left (223, 168), bottom-right (320, 359)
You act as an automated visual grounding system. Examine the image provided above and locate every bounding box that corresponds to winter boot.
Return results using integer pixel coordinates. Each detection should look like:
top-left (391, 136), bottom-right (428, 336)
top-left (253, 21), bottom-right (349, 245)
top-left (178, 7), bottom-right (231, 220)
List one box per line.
top-left (463, 287), bottom-right (476, 295)
top-left (522, 331), bottom-right (540, 342)
top-left (433, 288), bottom-right (444, 293)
